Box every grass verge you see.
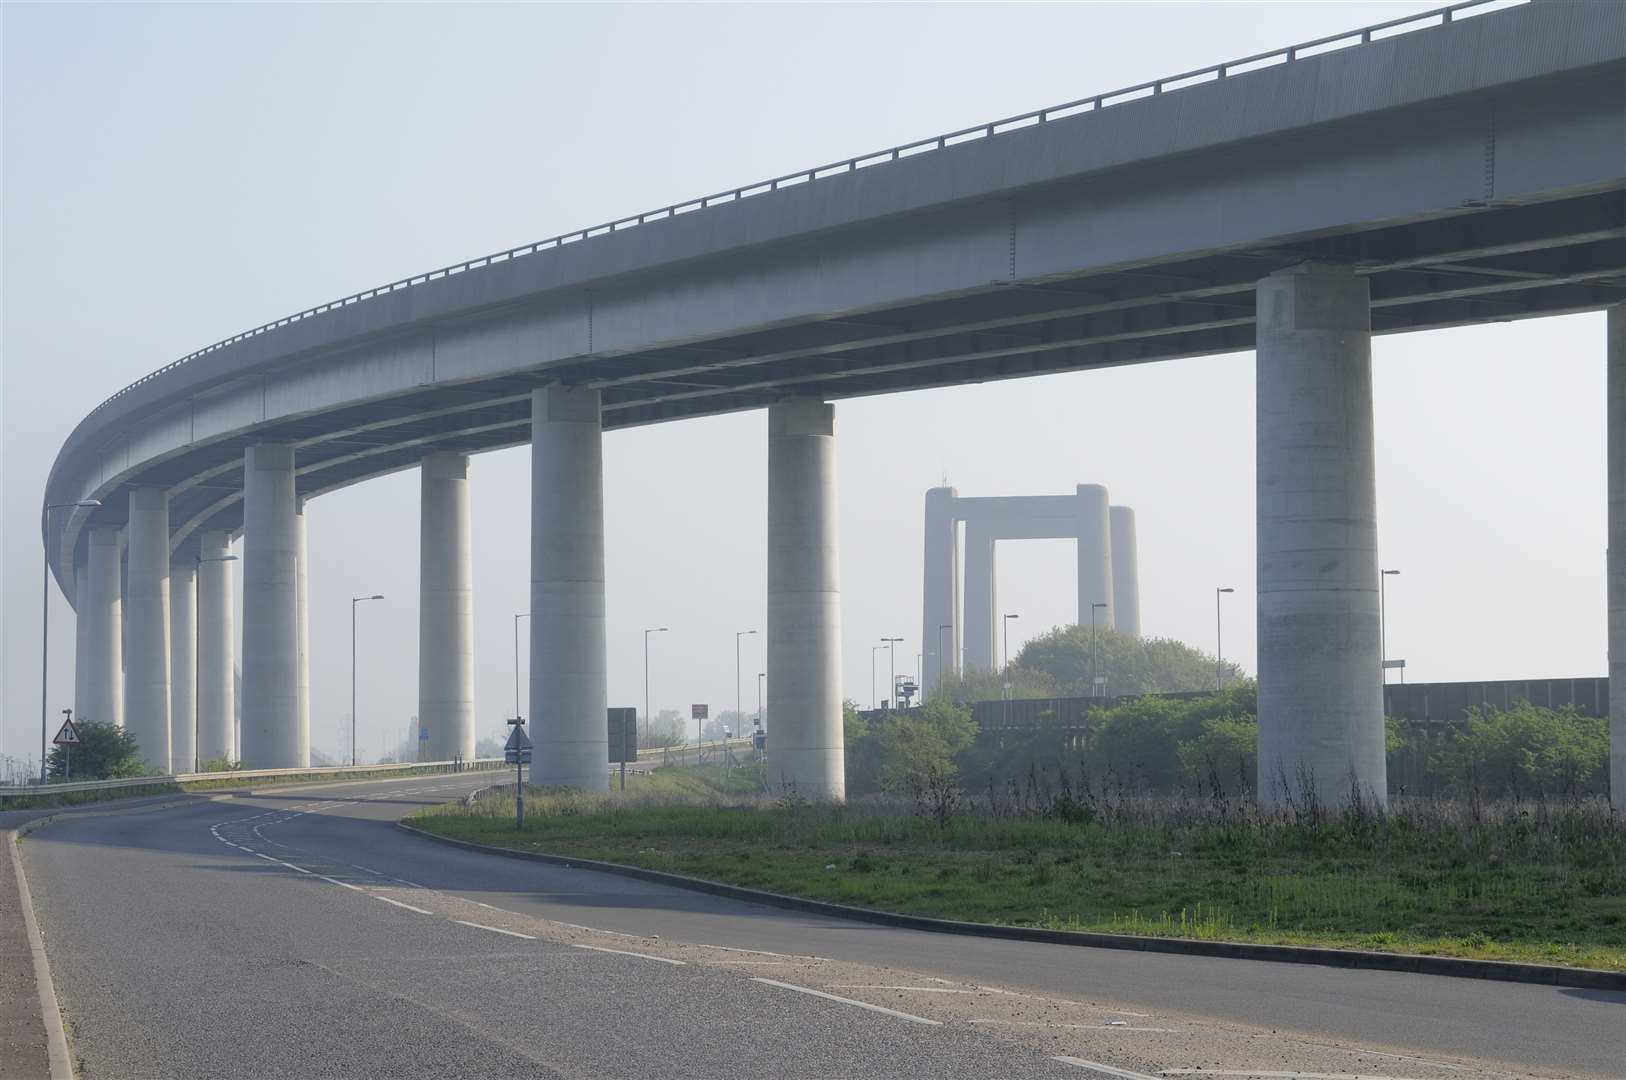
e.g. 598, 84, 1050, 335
411, 765, 1626, 972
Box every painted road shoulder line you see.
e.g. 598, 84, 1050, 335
751, 977, 941, 1025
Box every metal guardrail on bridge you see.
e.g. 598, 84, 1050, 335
0, 758, 504, 801
84, 0, 1527, 420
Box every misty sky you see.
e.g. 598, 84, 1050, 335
1, 1, 1603, 770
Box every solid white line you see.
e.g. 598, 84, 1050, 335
1053, 1058, 1161, 1080
1158, 1073, 1433, 1079
572, 943, 686, 966
751, 977, 941, 1025
970, 1019, 1182, 1033
317, 874, 365, 892
373, 895, 433, 915
828, 984, 980, 994
453, 920, 536, 940
9, 830, 73, 1080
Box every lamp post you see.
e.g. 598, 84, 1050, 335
1001, 614, 1019, 724
351, 594, 385, 766
1215, 587, 1235, 691
881, 637, 903, 710
871, 645, 887, 709
39, 499, 101, 781
513, 612, 531, 722
644, 626, 668, 745
937, 623, 953, 701
736, 629, 757, 752
194, 552, 239, 772
756, 672, 765, 728
1090, 602, 1108, 698
1381, 569, 1400, 683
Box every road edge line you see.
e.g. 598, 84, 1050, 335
394, 821, 1626, 992
9, 820, 74, 1080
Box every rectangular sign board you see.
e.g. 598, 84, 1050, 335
607, 708, 638, 763
691, 704, 708, 720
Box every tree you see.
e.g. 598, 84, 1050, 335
47, 721, 147, 780
871, 699, 977, 793
936, 665, 1059, 704
1016, 625, 1244, 696
1438, 703, 1608, 797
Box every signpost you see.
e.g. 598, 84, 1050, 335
51, 709, 80, 781
504, 717, 531, 829
691, 704, 708, 766
607, 708, 637, 791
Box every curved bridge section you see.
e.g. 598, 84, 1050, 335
41, 1, 1626, 803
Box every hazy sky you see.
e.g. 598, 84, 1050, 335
2, 0, 1603, 770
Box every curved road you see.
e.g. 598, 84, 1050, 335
16, 775, 1625, 1080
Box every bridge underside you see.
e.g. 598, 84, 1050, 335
119, 186, 1623, 551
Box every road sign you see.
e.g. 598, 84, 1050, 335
52, 718, 80, 745
1383, 659, 1407, 669
503, 724, 532, 764
691, 704, 708, 720
607, 708, 637, 764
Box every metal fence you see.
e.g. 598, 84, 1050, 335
84, 0, 1526, 420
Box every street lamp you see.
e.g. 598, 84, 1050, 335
352, 594, 385, 766
871, 644, 887, 709
644, 627, 669, 745
736, 629, 757, 751
513, 613, 531, 722
1381, 569, 1400, 683
194, 552, 239, 772
39, 499, 100, 781
756, 672, 765, 728
1090, 602, 1108, 698
1215, 587, 1236, 690
1001, 614, 1019, 724
881, 637, 903, 710
937, 623, 953, 700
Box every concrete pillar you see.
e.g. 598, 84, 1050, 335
1256, 263, 1385, 807
766, 397, 844, 799
124, 488, 172, 773
1075, 484, 1115, 632
78, 528, 123, 728
170, 555, 196, 774
1109, 505, 1142, 639
1608, 305, 1626, 810
242, 445, 302, 768
196, 530, 236, 764
295, 498, 311, 767
531, 387, 607, 787
920, 486, 960, 696
73, 556, 91, 724
420, 452, 476, 763
963, 521, 996, 671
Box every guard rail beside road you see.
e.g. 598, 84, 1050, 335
0, 759, 504, 803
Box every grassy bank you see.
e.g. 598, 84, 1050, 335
412, 766, 1626, 971
2, 764, 497, 810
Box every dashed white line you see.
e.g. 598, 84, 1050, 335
453, 920, 536, 940
316, 874, 365, 892
572, 943, 685, 966
750, 978, 941, 1025
1052, 1058, 1160, 1080
372, 895, 433, 915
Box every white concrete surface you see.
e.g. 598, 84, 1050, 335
1075, 484, 1115, 634
76, 528, 123, 729
1255, 263, 1385, 807
766, 397, 844, 800
242, 444, 303, 768
1109, 505, 1141, 639
123, 488, 172, 773
419, 452, 476, 763
170, 557, 196, 774
920, 486, 960, 697
295, 499, 311, 767
196, 529, 236, 763
963, 521, 997, 672
1609, 304, 1626, 810
531, 387, 608, 787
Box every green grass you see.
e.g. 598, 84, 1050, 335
0, 782, 185, 810
2, 763, 497, 809
412, 767, 1626, 972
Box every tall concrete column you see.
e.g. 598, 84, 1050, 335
1608, 304, 1626, 810
170, 555, 197, 773
196, 530, 236, 763
420, 452, 476, 763
242, 445, 302, 768
295, 498, 311, 767
963, 522, 996, 671
124, 488, 172, 773
73, 556, 91, 723
531, 387, 607, 787
920, 486, 959, 696
1075, 484, 1115, 632
1256, 263, 1385, 806
766, 397, 844, 799
78, 528, 123, 728
1109, 505, 1141, 638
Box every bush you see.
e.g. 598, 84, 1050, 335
46, 721, 149, 781
1015, 625, 1244, 697
1437, 703, 1608, 798
845, 700, 976, 797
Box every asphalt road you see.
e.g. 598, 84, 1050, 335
17, 773, 1626, 1080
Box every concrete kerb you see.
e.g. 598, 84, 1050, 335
396, 821, 1626, 993
8, 821, 77, 1080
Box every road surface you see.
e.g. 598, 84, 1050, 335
15, 773, 1625, 1079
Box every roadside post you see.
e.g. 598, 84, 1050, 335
607, 708, 637, 791
52, 710, 79, 781
691, 704, 708, 767
504, 716, 531, 829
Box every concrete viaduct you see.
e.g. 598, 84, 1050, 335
39, 0, 1626, 805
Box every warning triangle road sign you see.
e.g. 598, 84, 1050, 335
503, 726, 532, 752
52, 718, 81, 745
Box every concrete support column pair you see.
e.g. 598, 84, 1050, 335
241, 445, 308, 769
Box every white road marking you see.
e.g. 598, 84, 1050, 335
373, 895, 434, 915
970, 1019, 1182, 1033
751, 977, 941, 1025
317, 874, 365, 892
1159, 1073, 1434, 1079
453, 920, 536, 940
711, 960, 795, 965
829, 984, 981, 994
1053, 1058, 1161, 1080
572, 943, 686, 966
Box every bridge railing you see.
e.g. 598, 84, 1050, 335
83, 0, 1526, 421
0, 758, 504, 802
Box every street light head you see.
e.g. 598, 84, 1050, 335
1218, 587, 1235, 594
75, 499, 102, 508
655, 626, 669, 632
1382, 569, 1400, 576
371, 594, 385, 600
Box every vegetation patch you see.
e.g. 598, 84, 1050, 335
412, 763, 1626, 972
